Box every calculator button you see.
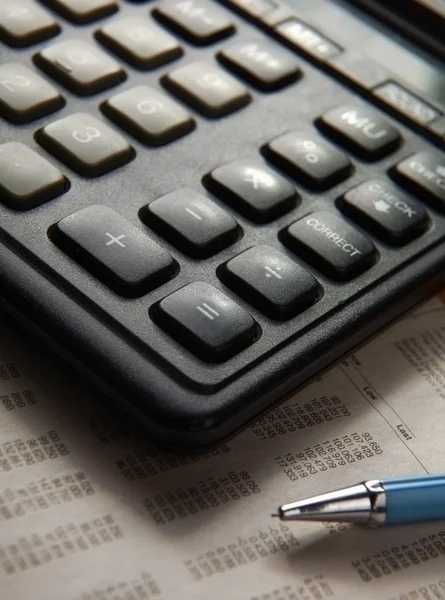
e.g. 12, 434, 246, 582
318, 105, 401, 160
35, 39, 125, 96
275, 19, 343, 61
217, 38, 302, 91
37, 113, 134, 177
162, 61, 251, 118
143, 189, 239, 257
374, 82, 442, 127
95, 17, 182, 69
225, 0, 277, 20
339, 180, 429, 245
392, 152, 445, 211
43, 0, 118, 24
152, 0, 235, 45
0, 142, 66, 210
0, 63, 63, 123
154, 282, 257, 362
52, 205, 175, 296
265, 132, 352, 190
102, 86, 195, 146
207, 159, 297, 222
284, 211, 376, 281
220, 245, 320, 320
0, 1, 60, 47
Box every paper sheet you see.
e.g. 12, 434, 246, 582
2, 296, 445, 600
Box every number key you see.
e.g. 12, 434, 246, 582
102, 85, 195, 145
0, 0, 60, 47
162, 61, 251, 118
95, 17, 182, 70
0, 63, 63, 123
36, 113, 134, 177
34, 39, 125, 96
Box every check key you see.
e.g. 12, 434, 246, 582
340, 180, 429, 245
284, 211, 376, 281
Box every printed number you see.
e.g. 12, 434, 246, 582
67, 51, 94, 66
196, 73, 228, 90
1, 75, 30, 93
128, 26, 153, 41
72, 126, 101, 144
137, 99, 164, 114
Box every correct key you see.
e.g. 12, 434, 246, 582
154, 282, 258, 362
51, 205, 176, 296
284, 211, 376, 280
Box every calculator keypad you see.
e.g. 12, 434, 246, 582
37, 113, 134, 177
1, 0, 444, 378
35, 39, 126, 95
0, 63, 64, 123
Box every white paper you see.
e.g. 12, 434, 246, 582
1, 296, 445, 600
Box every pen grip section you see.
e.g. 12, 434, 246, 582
383, 475, 445, 525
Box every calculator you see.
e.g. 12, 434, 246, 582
2, 0, 445, 448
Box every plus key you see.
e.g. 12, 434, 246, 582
51, 205, 176, 296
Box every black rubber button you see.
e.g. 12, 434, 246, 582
95, 17, 182, 69
0, 63, 63, 123
143, 189, 239, 257
220, 245, 320, 319
392, 152, 445, 212
162, 61, 251, 118
154, 282, 258, 362
0, 142, 67, 210
339, 179, 429, 245
207, 158, 297, 222
0, 1, 60, 47
153, 0, 234, 45
264, 132, 352, 190
35, 39, 125, 95
318, 105, 401, 160
284, 211, 376, 281
37, 112, 134, 177
52, 205, 176, 296
102, 86, 195, 146
218, 38, 301, 90
42, 0, 118, 24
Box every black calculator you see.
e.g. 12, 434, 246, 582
2, 0, 445, 448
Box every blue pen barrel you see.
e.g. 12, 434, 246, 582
383, 475, 445, 525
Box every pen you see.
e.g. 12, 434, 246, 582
273, 474, 445, 527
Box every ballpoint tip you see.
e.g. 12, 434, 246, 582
270, 512, 280, 518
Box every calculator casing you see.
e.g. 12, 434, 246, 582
2, 0, 445, 448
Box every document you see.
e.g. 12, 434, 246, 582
1, 295, 445, 600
